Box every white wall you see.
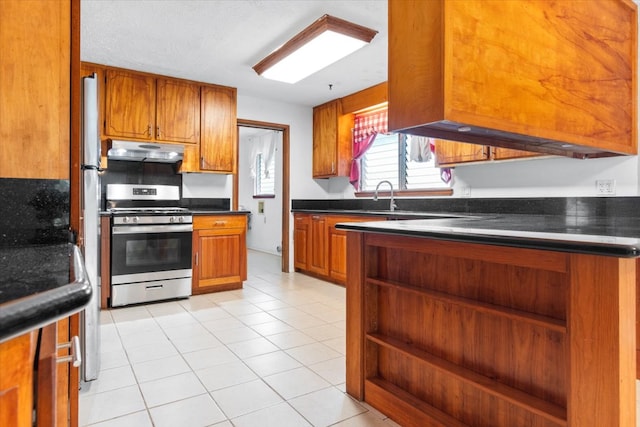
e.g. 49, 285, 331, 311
450, 154, 640, 198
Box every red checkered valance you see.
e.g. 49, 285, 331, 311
352, 108, 388, 145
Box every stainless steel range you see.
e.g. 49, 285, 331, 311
107, 184, 192, 307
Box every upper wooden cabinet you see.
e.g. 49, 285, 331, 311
312, 100, 352, 178
199, 85, 237, 173
104, 69, 200, 143
312, 82, 388, 179
0, 0, 74, 179
435, 140, 541, 166
104, 69, 156, 140
388, 0, 638, 159
156, 78, 200, 143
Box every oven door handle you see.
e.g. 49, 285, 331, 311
112, 224, 193, 234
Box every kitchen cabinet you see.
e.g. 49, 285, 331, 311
0, 318, 79, 427
199, 85, 238, 173
0, 332, 37, 427
293, 214, 310, 270
345, 231, 635, 426
104, 69, 156, 140
294, 213, 384, 285
388, 0, 637, 159
312, 100, 352, 178
435, 140, 541, 166
308, 215, 329, 276
192, 215, 247, 294
104, 69, 200, 143
0, 0, 73, 179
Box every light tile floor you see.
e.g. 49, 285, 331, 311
79, 250, 401, 427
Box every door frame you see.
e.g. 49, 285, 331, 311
235, 119, 290, 273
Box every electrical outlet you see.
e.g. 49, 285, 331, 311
596, 179, 616, 195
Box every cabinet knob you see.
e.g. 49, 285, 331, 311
156, 126, 161, 137
147, 125, 152, 136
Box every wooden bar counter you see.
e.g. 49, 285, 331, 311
341, 219, 638, 427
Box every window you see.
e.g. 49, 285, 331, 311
254, 152, 275, 197
359, 133, 448, 192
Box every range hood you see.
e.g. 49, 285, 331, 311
107, 140, 184, 163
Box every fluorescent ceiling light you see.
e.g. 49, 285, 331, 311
253, 15, 377, 84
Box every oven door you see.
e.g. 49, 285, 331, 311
111, 223, 192, 284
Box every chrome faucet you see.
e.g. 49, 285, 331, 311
373, 180, 397, 212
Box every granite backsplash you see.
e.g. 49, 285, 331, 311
291, 197, 640, 219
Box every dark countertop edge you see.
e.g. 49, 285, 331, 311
100, 210, 250, 216
291, 209, 463, 219
191, 210, 250, 215
0, 280, 92, 344
336, 223, 640, 258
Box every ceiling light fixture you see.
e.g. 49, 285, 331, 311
253, 14, 377, 84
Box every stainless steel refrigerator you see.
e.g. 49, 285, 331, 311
81, 74, 101, 381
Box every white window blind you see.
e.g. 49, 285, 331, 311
360, 133, 448, 191
254, 152, 275, 196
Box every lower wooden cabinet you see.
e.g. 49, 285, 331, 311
0, 316, 79, 427
0, 331, 37, 427
294, 213, 384, 286
192, 215, 247, 294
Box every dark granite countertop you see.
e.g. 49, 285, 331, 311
293, 197, 640, 258
335, 214, 640, 258
0, 244, 92, 343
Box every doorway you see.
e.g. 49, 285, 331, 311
235, 119, 290, 273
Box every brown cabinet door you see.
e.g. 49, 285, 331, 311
0, 332, 37, 427
104, 69, 155, 140
435, 140, 489, 166
0, 0, 71, 179
192, 216, 247, 294
156, 79, 200, 143
328, 228, 348, 284
308, 215, 328, 276
200, 85, 237, 172
293, 215, 310, 270
313, 101, 339, 177
492, 147, 541, 161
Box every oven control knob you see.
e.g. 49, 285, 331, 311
133, 216, 139, 224
170, 216, 175, 223
178, 216, 184, 223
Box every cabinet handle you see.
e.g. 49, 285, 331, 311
214, 221, 227, 226
195, 252, 198, 266
147, 125, 152, 137
331, 162, 335, 173
57, 335, 82, 368
156, 126, 161, 137
312, 215, 321, 220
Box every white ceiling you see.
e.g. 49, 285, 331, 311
81, 0, 388, 107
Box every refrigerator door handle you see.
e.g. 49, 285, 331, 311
70, 244, 91, 289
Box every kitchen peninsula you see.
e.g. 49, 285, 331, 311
336, 208, 639, 427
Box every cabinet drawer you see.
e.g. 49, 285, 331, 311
193, 215, 246, 230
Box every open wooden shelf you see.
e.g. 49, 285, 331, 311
367, 277, 567, 333
367, 333, 567, 426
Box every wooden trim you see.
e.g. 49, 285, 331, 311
345, 231, 365, 399
365, 233, 569, 273
237, 119, 291, 273
341, 82, 388, 114
567, 255, 636, 426
253, 15, 377, 76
